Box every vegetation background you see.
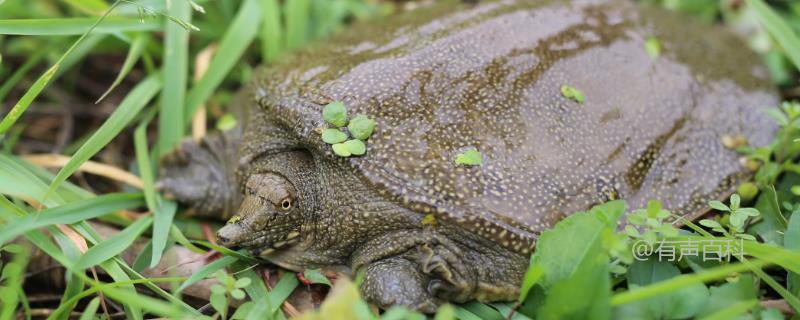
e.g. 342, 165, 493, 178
1, 0, 800, 319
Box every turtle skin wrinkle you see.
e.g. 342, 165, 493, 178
157, 0, 779, 312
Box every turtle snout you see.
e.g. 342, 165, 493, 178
217, 224, 245, 249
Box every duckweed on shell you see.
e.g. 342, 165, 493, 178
322, 128, 348, 144
645, 37, 661, 58
348, 114, 376, 140
344, 139, 366, 156
332, 143, 351, 157
560, 85, 585, 103
227, 215, 241, 224
323, 101, 348, 127
455, 149, 482, 166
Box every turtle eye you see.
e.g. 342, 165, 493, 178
280, 197, 293, 211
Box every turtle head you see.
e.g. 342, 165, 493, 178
216, 151, 317, 259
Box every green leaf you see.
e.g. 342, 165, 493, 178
344, 139, 366, 156
560, 85, 585, 103
0, 193, 144, 245
158, 0, 192, 153
235, 277, 252, 288
617, 258, 709, 319
752, 185, 787, 245
185, 0, 263, 122
519, 263, 544, 302
47, 74, 161, 195
302, 269, 332, 286
729, 212, 748, 229
455, 149, 482, 166
322, 101, 348, 127
0, 17, 161, 35
747, 0, 800, 71
538, 251, 611, 320
730, 194, 741, 210
74, 216, 154, 270
696, 273, 758, 317
699, 219, 722, 229
231, 288, 246, 300
322, 128, 348, 144
785, 212, 800, 297
759, 308, 784, 320
708, 200, 730, 212
347, 114, 375, 140
529, 200, 624, 289
644, 37, 661, 58
332, 143, 351, 157
210, 291, 228, 315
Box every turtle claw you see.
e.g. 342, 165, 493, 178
158, 134, 242, 219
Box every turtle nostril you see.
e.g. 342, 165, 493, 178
217, 234, 230, 245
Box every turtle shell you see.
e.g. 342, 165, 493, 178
250, 0, 779, 254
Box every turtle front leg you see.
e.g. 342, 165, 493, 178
360, 257, 442, 313
157, 130, 242, 219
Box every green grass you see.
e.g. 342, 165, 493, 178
1, 0, 800, 319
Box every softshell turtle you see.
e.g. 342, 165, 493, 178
158, 0, 779, 311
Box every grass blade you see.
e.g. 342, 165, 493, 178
0, 154, 65, 207
284, 0, 310, 49
697, 300, 758, 320
0, 46, 46, 103
611, 259, 767, 306
77, 297, 101, 320
747, 0, 800, 70
63, 0, 109, 15
96, 32, 147, 103
0, 193, 144, 245
0, 245, 28, 320
185, 0, 262, 121
46, 74, 161, 195
175, 254, 237, 293
269, 272, 299, 314
150, 201, 176, 267
260, 0, 283, 62
74, 215, 154, 269
158, 0, 191, 154
133, 112, 178, 267
0, 17, 160, 35
0, 2, 123, 134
